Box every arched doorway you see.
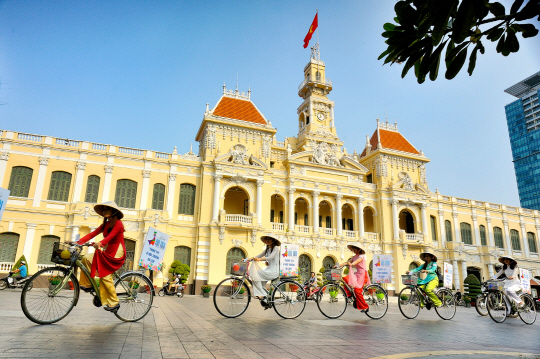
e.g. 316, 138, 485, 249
467, 267, 482, 281
299, 254, 312, 283
408, 262, 419, 271
270, 194, 284, 224
120, 238, 136, 273
342, 204, 354, 231
363, 207, 375, 232
225, 247, 246, 274
295, 197, 309, 227
322, 256, 336, 270
224, 187, 249, 215
399, 210, 415, 233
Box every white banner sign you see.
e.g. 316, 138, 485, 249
139, 227, 170, 272
0, 187, 10, 222
280, 244, 299, 277
520, 268, 531, 294
372, 254, 392, 283
444, 262, 453, 289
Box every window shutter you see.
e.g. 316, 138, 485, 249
480, 225, 487, 245
270, 209, 275, 222
8, 167, 33, 198
115, 180, 137, 208
445, 220, 452, 242
510, 229, 521, 250
37, 236, 59, 264
494, 227, 504, 248
174, 246, 192, 267
84, 175, 100, 203
225, 248, 246, 274
527, 232, 537, 253
178, 184, 196, 215
460, 223, 472, 245
48, 171, 72, 202
430, 216, 437, 241
152, 183, 165, 210
305, 214, 309, 226
0, 233, 20, 263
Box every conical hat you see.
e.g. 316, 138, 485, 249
260, 234, 281, 247
347, 244, 365, 254
94, 201, 124, 219
498, 255, 517, 265
420, 251, 438, 262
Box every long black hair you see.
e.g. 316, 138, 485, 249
503, 262, 517, 270
101, 211, 122, 233
420, 254, 437, 270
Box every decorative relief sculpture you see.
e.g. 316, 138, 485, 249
251, 230, 257, 247
76, 161, 86, 170
290, 164, 306, 175
142, 170, 151, 178
0, 151, 9, 161
104, 165, 114, 174
348, 175, 362, 184
232, 239, 242, 248
39, 157, 50, 166
466, 253, 481, 263
398, 172, 415, 191
219, 226, 225, 244
262, 135, 271, 158
123, 221, 140, 232
419, 164, 426, 184
310, 141, 343, 167
402, 244, 408, 259
375, 156, 388, 178
313, 126, 335, 138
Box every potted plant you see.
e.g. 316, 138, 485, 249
289, 283, 299, 292
201, 284, 212, 298
128, 281, 140, 289
464, 296, 472, 308
49, 276, 62, 289
231, 282, 245, 298
400, 294, 409, 304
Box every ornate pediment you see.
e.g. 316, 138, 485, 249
214, 143, 267, 169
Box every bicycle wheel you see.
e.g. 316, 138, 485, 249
316, 283, 348, 319
363, 285, 388, 320
486, 291, 507, 323
518, 294, 537, 325
213, 278, 251, 318
398, 287, 420, 319
272, 280, 307, 319
475, 295, 488, 316
434, 288, 456, 320
113, 272, 154, 322
20, 266, 79, 325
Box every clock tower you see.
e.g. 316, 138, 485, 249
296, 45, 342, 152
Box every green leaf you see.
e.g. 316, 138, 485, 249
505, 28, 520, 52
428, 49, 442, 81
473, 0, 489, 21
467, 46, 478, 76
416, 1, 439, 39
510, 0, 524, 13
486, 27, 505, 41
394, 17, 401, 23
515, 0, 540, 21
384, 23, 396, 31
486, 2, 506, 17
382, 31, 399, 38
378, 48, 392, 61
496, 33, 505, 53
418, 42, 434, 80
431, 0, 457, 45
477, 40, 485, 54
452, 0, 476, 44
446, 42, 469, 60
401, 50, 425, 78
445, 46, 468, 79
395, 1, 418, 24
516, 23, 539, 38
445, 40, 455, 66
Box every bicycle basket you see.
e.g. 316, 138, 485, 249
486, 280, 505, 291
230, 262, 248, 276
324, 269, 342, 282
50, 242, 82, 265
401, 274, 418, 285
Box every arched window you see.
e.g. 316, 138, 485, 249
408, 262, 419, 271
479, 225, 487, 245
430, 216, 437, 241
174, 246, 191, 268
84, 175, 100, 203
226, 248, 246, 274
322, 256, 335, 269
0, 232, 19, 263
8, 166, 33, 198
494, 227, 504, 248
527, 232, 538, 253
37, 235, 59, 264
151, 183, 166, 210
115, 179, 138, 208
179, 184, 196, 215
299, 254, 312, 283
47, 171, 72, 202
510, 229, 521, 251
445, 220, 453, 242
460, 223, 472, 245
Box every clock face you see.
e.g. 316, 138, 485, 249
317, 112, 325, 121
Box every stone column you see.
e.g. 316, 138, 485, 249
256, 180, 264, 226
452, 212, 461, 242
391, 199, 399, 240
535, 224, 540, 253
502, 217, 512, 255
486, 217, 495, 247
288, 188, 296, 231
22, 223, 37, 268
452, 259, 460, 291
101, 165, 114, 203
72, 161, 87, 202
330, 105, 335, 128
166, 173, 176, 217
520, 221, 530, 257
472, 214, 481, 246
0, 151, 9, 186
487, 263, 494, 278
139, 170, 151, 210
212, 174, 223, 222
312, 191, 320, 233
87, 226, 98, 254
438, 210, 446, 247
336, 194, 343, 236
32, 157, 49, 207
357, 196, 365, 239
461, 260, 468, 287
71, 225, 80, 242
420, 203, 428, 243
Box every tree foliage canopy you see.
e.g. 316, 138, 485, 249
379, 0, 540, 83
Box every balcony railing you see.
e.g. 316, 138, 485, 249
18, 133, 42, 142
319, 227, 334, 236
119, 147, 144, 156
55, 138, 80, 147
343, 230, 356, 238
298, 76, 332, 91
37, 264, 55, 271
365, 232, 378, 241
272, 223, 285, 231
0, 262, 14, 272
295, 225, 311, 233
405, 233, 424, 241
226, 214, 252, 224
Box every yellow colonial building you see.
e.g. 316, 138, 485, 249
1, 53, 539, 295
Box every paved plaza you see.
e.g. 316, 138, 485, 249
0, 290, 538, 359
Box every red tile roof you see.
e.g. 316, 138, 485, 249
213, 97, 267, 125
361, 128, 420, 156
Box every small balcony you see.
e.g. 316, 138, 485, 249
298, 75, 332, 92
343, 230, 356, 239
272, 223, 285, 232
319, 228, 335, 236
0, 262, 14, 272
295, 225, 311, 234
405, 233, 424, 242
365, 232, 379, 241
225, 214, 252, 225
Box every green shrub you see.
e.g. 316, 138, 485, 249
343, 267, 349, 275
169, 260, 190, 283
464, 274, 482, 298
400, 294, 409, 301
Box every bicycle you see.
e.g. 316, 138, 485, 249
213, 259, 307, 319
316, 267, 388, 320
20, 242, 155, 325
485, 279, 536, 325
398, 274, 456, 320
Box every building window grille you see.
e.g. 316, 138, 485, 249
37, 235, 59, 264
527, 232, 538, 253
226, 248, 246, 274
174, 246, 191, 267
8, 166, 33, 198
480, 225, 487, 245
47, 171, 72, 202
84, 175, 100, 203
430, 216, 437, 241
0, 232, 19, 263
494, 227, 504, 248
460, 223, 473, 245
151, 183, 166, 210
322, 256, 335, 269
445, 220, 453, 242
179, 184, 196, 215
510, 229, 521, 251
115, 179, 138, 209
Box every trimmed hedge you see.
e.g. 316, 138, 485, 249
463, 274, 482, 299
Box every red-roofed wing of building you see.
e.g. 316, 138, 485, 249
360, 122, 420, 157
213, 97, 267, 125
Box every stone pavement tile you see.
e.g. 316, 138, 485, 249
257, 353, 299, 359
208, 349, 242, 359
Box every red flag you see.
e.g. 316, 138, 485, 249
303, 13, 318, 48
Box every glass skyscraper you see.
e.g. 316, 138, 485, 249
504, 71, 540, 209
